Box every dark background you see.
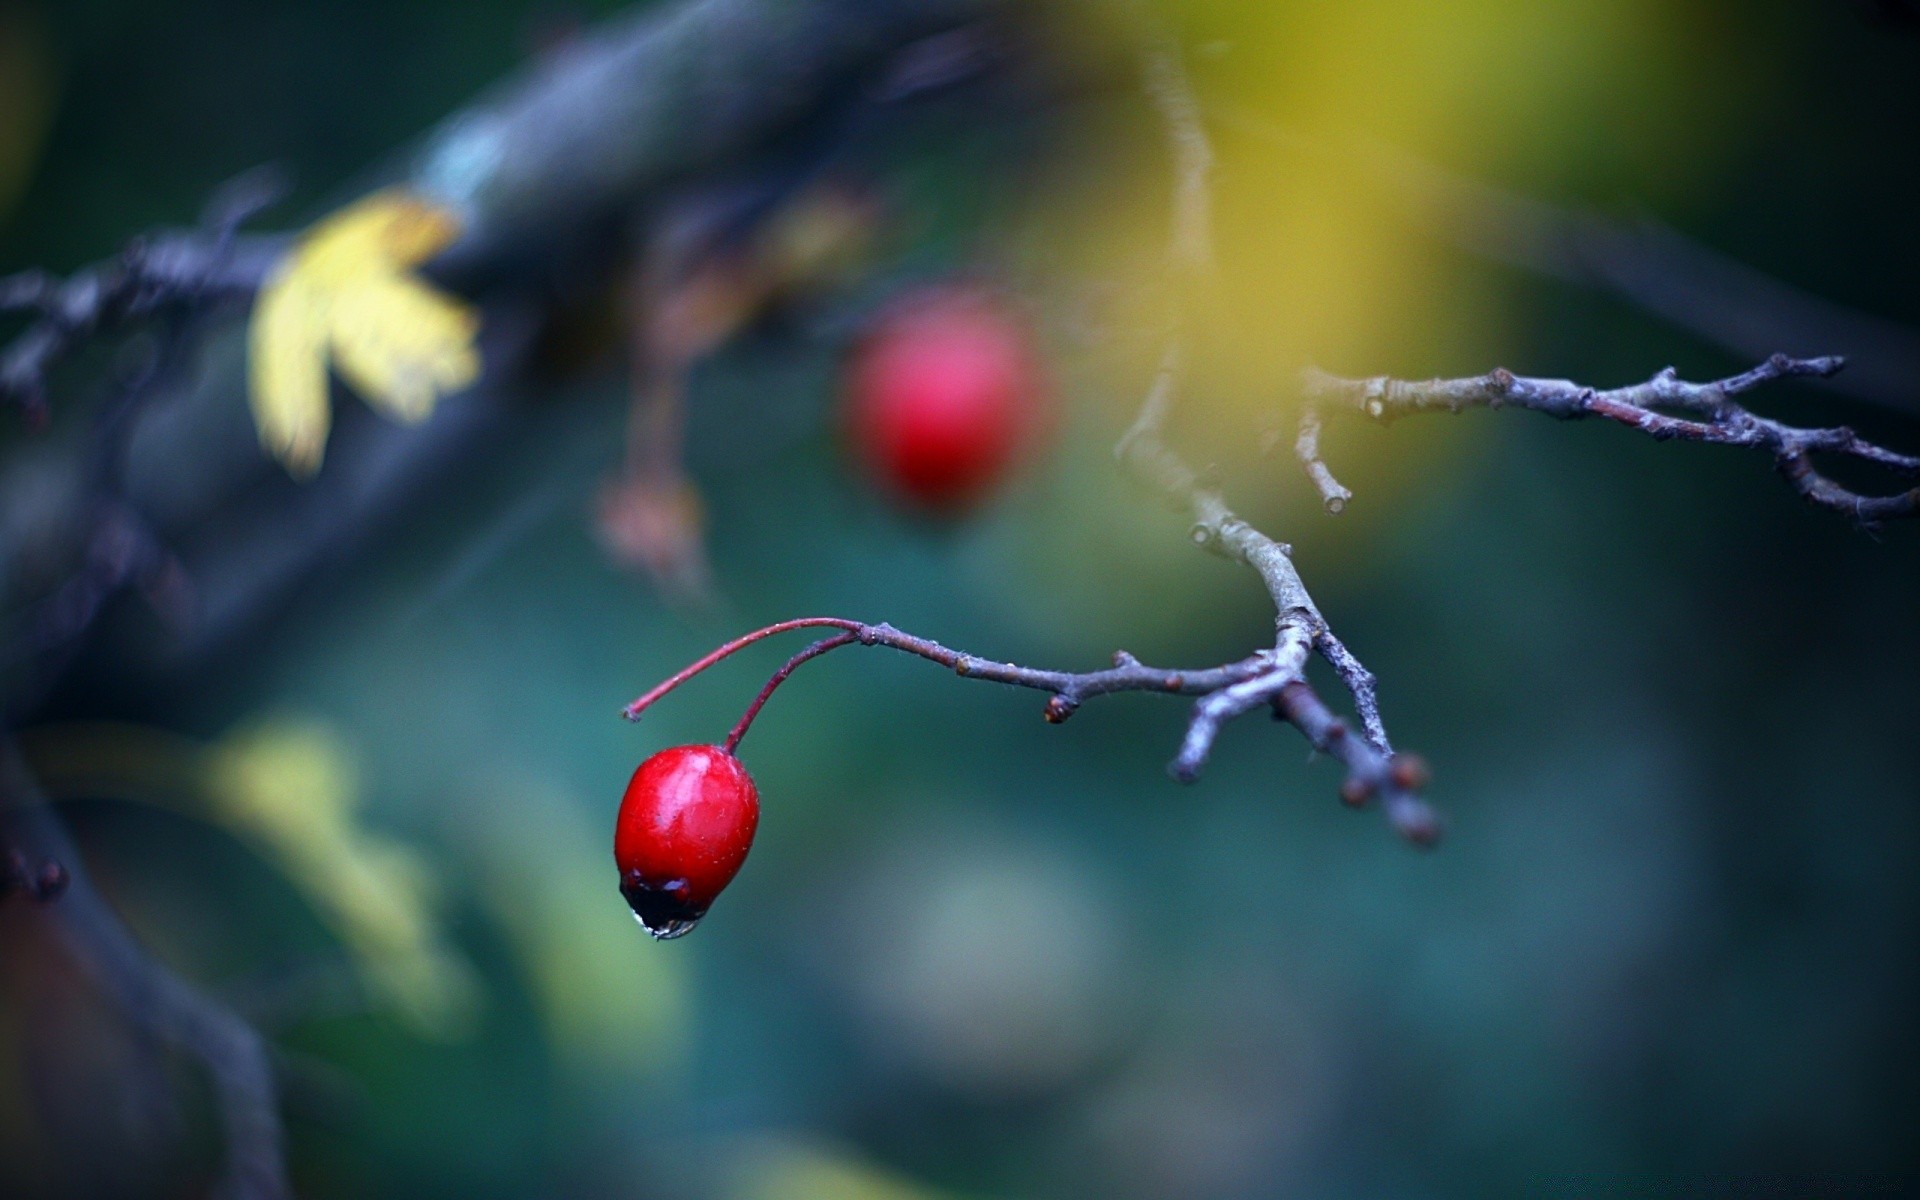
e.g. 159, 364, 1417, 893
3, 1, 1918, 1196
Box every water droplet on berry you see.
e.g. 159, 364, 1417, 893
632, 911, 701, 940
621, 872, 708, 940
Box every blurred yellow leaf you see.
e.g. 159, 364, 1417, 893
21, 718, 482, 1039
203, 717, 481, 1039
730, 1140, 975, 1200
247, 190, 480, 477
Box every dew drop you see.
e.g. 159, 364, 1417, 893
621, 874, 707, 940
633, 911, 701, 940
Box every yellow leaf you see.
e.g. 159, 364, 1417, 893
247, 190, 480, 477
204, 716, 481, 1039
20, 718, 482, 1039
729, 1140, 977, 1200
247, 273, 331, 476
329, 271, 480, 423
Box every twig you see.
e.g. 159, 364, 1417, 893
1213, 106, 1920, 417
1, 745, 289, 1200
1107, 33, 1434, 839
723, 632, 858, 752
0, 175, 286, 422
1297, 354, 1920, 527
625, 617, 1435, 839
1140, 35, 1213, 273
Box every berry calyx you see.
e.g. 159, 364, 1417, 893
844, 286, 1047, 511
614, 744, 759, 939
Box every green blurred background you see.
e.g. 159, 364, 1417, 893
3, 0, 1919, 1196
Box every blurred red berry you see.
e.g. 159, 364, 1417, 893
844, 287, 1047, 511
614, 744, 759, 939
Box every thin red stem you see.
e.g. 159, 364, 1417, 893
722, 632, 859, 753
622, 617, 862, 720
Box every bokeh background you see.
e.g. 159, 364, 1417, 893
3, 1, 1919, 1196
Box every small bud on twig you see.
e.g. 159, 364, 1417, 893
1338, 775, 1374, 808
1388, 753, 1431, 793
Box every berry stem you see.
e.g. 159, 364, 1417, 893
722, 632, 859, 752
622, 617, 863, 720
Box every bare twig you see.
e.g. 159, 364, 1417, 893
1214, 106, 1920, 416
0, 185, 285, 422
723, 631, 859, 752
1115, 411, 1433, 839
1140, 36, 1213, 273
624, 617, 1436, 839
1298, 354, 1920, 527
1293, 404, 1351, 515
1111, 33, 1434, 840
1, 745, 288, 1200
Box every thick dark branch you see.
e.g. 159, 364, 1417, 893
1299, 354, 1920, 527
1, 0, 1006, 712
411, 0, 999, 278
1, 745, 288, 1200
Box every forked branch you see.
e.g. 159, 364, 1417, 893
1298, 354, 1920, 526
1108, 35, 1436, 839
624, 617, 1440, 843
0, 171, 287, 423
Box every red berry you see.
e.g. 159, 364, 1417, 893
844, 287, 1047, 511
614, 744, 759, 939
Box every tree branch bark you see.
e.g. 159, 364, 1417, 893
0, 0, 1004, 701
1, 745, 288, 1200
1298, 355, 1920, 527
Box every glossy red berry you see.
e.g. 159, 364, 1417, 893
614, 744, 759, 939
844, 287, 1047, 511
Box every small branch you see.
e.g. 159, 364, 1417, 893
622, 616, 865, 719
1311, 628, 1389, 752
629, 25, 1428, 833
1294, 405, 1352, 515
1215, 106, 1920, 417
1117, 31, 1436, 838
628, 617, 1432, 835
1298, 354, 1920, 527
1, 173, 286, 422
1274, 682, 1435, 844
1140, 33, 1214, 273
